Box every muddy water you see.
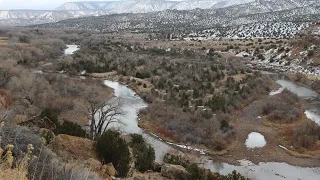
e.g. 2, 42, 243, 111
103, 79, 320, 179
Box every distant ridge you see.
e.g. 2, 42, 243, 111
0, 0, 319, 26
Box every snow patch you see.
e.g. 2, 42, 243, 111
245, 132, 266, 149
64, 45, 80, 55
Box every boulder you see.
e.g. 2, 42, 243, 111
52, 134, 98, 161
102, 163, 117, 177
83, 158, 102, 172
161, 164, 190, 180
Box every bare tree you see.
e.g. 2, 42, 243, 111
85, 86, 123, 140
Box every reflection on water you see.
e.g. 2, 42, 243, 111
305, 110, 320, 125
273, 79, 320, 125
204, 160, 320, 180
103, 80, 172, 161
103, 79, 320, 178
275, 79, 319, 100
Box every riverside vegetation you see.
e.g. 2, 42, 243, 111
0, 28, 251, 179
0, 27, 319, 179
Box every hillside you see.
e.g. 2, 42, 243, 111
55, 1, 119, 11
1, 0, 319, 26
33, 2, 320, 39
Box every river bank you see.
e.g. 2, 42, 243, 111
101, 78, 320, 180
60, 45, 320, 178
86, 69, 320, 167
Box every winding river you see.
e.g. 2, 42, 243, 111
266, 73, 320, 125
103, 79, 320, 180
63, 46, 320, 179
103, 81, 173, 161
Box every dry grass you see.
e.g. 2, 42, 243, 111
267, 118, 320, 158
104, 32, 288, 53
139, 119, 231, 156
88, 71, 118, 78
0, 37, 8, 46
306, 74, 320, 81
0, 165, 27, 180
0, 41, 7, 46
285, 149, 316, 158
0, 122, 28, 180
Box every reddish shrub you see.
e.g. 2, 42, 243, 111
156, 126, 173, 139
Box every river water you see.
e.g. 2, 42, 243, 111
266, 73, 320, 125
103, 80, 173, 161
62, 45, 320, 179
103, 79, 320, 180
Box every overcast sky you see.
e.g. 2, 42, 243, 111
0, 0, 114, 10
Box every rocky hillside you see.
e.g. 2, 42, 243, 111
33, 2, 320, 39
253, 26, 320, 75
1, 0, 319, 26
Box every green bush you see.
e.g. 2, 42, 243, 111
163, 153, 189, 168
222, 170, 248, 180
207, 95, 226, 112
130, 134, 155, 172
307, 50, 314, 57
136, 71, 151, 79
54, 120, 86, 138
220, 120, 230, 133
96, 130, 130, 177
40, 108, 59, 125
163, 154, 248, 180
187, 163, 205, 180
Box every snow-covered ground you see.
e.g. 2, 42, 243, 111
250, 59, 320, 76
185, 22, 311, 40
269, 87, 285, 96
64, 45, 80, 55
245, 132, 267, 149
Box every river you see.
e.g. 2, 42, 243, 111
266, 73, 320, 125
63, 45, 320, 179
103, 80, 173, 161
103, 79, 320, 180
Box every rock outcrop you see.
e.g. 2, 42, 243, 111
102, 163, 117, 177
83, 158, 102, 172
52, 134, 119, 179
161, 164, 190, 180
52, 134, 98, 161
